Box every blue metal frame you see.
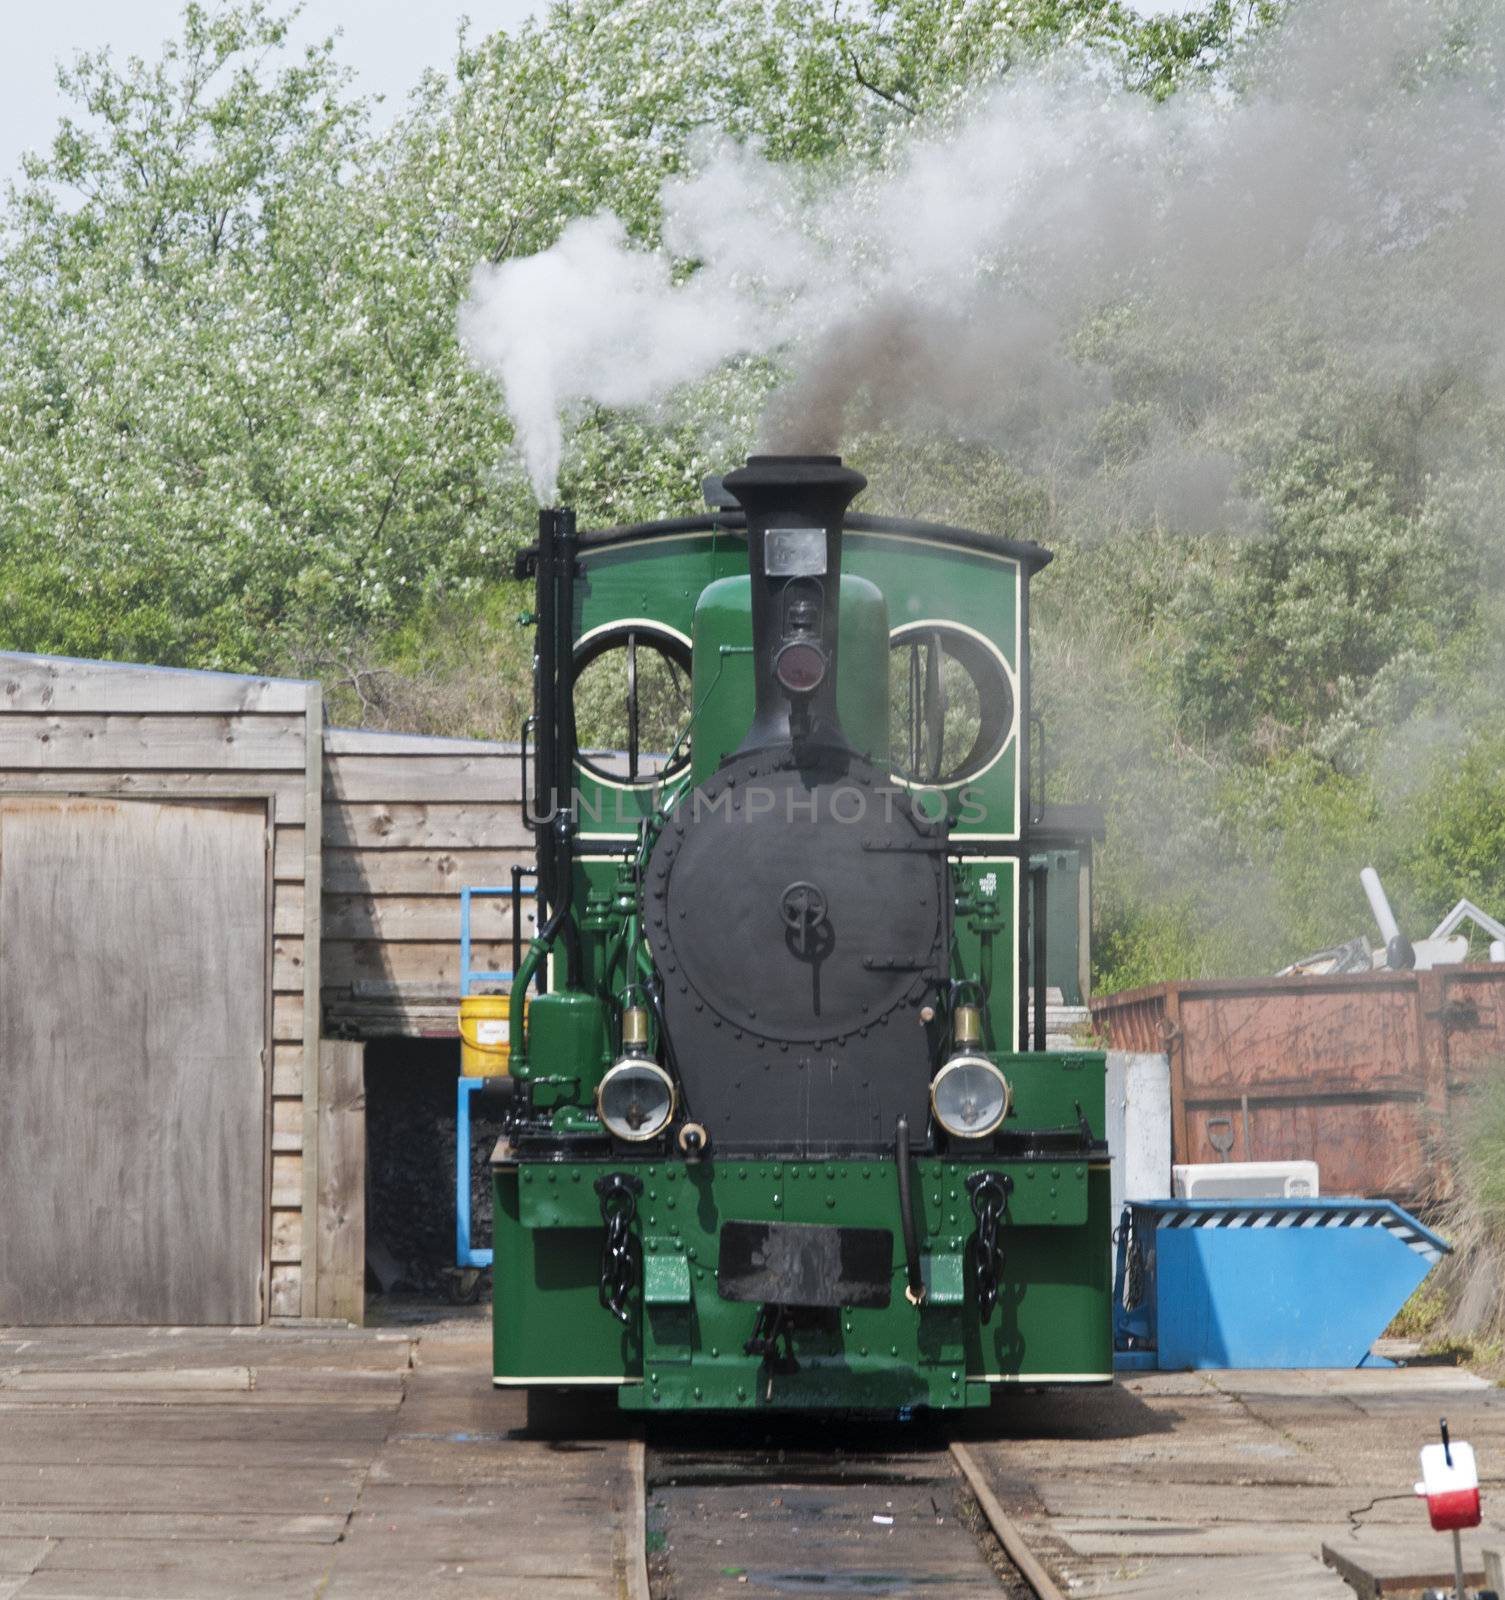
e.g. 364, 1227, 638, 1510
460, 884, 529, 998
456, 1077, 492, 1268
456, 881, 535, 1271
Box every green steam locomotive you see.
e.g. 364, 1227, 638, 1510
486, 454, 1111, 1414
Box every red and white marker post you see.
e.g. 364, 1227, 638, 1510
1416, 1418, 1482, 1600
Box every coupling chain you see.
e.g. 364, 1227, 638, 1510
965, 1171, 1012, 1325
1118, 1210, 1146, 1313
594, 1172, 643, 1324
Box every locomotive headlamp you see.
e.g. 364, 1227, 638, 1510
596, 1058, 676, 1142
775, 638, 828, 694
930, 1054, 1011, 1138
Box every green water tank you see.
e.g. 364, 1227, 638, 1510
517, 989, 609, 1106
689, 574, 891, 783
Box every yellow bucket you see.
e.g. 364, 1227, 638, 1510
459, 993, 517, 1076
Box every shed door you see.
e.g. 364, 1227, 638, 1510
0, 798, 268, 1324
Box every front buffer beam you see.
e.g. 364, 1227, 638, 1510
492, 1155, 1112, 1410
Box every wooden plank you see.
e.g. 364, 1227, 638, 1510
316, 1041, 365, 1325
0, 1509, 346, 1543
324, 802, 531, 851
0, 655, 310, 714
273, 883, 305, 936
0, 798, 266, 1325
0, 1536, 50, 1576
323, 728, 520, 757
319, 998, 465, 1039
271, 1098, 303, 1154
273, 936, 305, 992
321, 940, 512, 991
0, 1462, 358, 1513
301, 683, 324, 1321
272, 1044, 303, 1096
273, 827, 305, 881
323, 753, 522, 804
273, 994, 303, 1042
0, 771, 306, 822
0, 714, 307, 771
1090, 1553, 1347, 1600
322, 895, 526, 942
270, 1208, 303, 1264
1321, 1539, 1483, 1597
0, 1336, 400, 1372
271, 1154, 303, 1208
19, 1543, 341, 1595
269, 1265, 302, 1318
323, 848, 531, 896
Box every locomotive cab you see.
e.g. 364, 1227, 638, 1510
489, 453, 1112, 1412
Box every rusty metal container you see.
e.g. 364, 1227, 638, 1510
1090, 967, 1505, 1201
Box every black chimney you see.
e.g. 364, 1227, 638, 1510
720, 453, 867, 756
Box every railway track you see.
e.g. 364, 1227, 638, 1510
625, 1425, 1067, 1600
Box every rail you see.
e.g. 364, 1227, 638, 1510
950, 1440, 1069, 1600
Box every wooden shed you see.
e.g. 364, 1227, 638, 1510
0, 652, 529, 1328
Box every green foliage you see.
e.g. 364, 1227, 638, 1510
301, 582, 534, 738
4, 0, 1503, 991
0, 2, 515, 668
1176, 443, 1475, 751
0, 0, 1248, 673
1408, 733, 1505, 921
1385, 1278, 1447, 1341
1094, 889, 1212, 994
1120, 0, 1286, 99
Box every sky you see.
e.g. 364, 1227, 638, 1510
0, 0, 539, 184
3, 0, 1190, 187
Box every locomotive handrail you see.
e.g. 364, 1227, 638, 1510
895, 1116, 927, 1307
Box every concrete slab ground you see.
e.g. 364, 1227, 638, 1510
0, 1316, 633, 1599
967, 1365, 1505, 1599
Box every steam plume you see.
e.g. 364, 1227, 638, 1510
461, 0, 1505, 512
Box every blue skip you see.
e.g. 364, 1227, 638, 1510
1113, 1197, 1449, 1371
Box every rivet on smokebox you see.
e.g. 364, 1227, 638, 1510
919, 1005, 936, 1025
